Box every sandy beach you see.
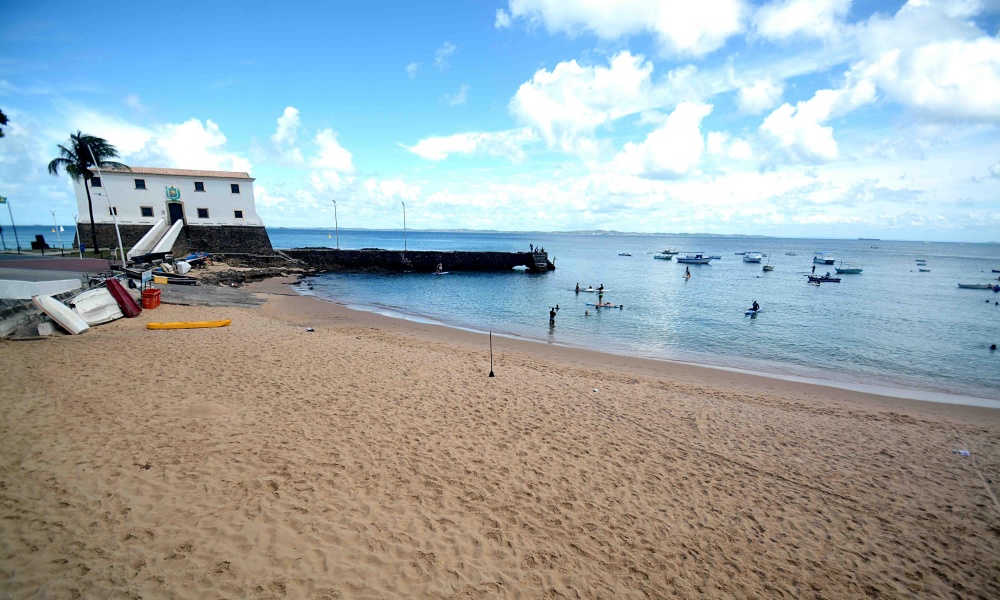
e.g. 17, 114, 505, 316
1, 276, 998, 598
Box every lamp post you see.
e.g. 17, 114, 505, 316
86, 144, 126, 266
332, 199, 339, 249
401, 201, 407, 251
50, 210, 64, 250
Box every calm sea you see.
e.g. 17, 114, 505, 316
267, 228, 1000, 404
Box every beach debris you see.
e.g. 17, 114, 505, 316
305, 327, 314, 332
952, 449, 971, 457
593, 388, 599, 392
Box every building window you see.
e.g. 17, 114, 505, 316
197, 208, 209, 219
134, 179, 146, 190
108, 206, 118, 216
234, 210, 244, 219
91, 176, 102, 187
194, 181, 205, 192
140, 206, 154, 217
230, 183, 240, 194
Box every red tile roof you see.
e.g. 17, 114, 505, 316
102, 166, 253, 180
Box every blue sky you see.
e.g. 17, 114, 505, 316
1, 0, 999, 241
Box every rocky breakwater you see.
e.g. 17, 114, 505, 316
282, 248, 555, 273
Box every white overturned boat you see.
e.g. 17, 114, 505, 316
32, 295, 89, 335
70, 286, 125, 325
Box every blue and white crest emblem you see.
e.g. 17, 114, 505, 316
165, 186, 181, 201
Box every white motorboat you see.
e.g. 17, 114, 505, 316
814, 252, 836, 264
742, 251, 763, 263
676, 253, 713, 264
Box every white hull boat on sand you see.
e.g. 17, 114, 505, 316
70, 286, 125, 325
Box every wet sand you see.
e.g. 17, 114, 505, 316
1, 277, 998, 598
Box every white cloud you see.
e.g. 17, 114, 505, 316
272, 106, 300, 145
753, 0, 850, 41
403, 128, 538, 161
435, 42, 456, 69
134, 118, 253, 173
311, 129, 354, 172
707, 131, 753, 160
495, 8, 512, 28
737, 78, 784, 114
504, 0, 748, 56
445, 84, 470, 106
406, 62, 420, 78
124, 94, 146, 113
610, 102, 713, 177
990, 162, 1000, 178
760, 76, 877, 163
510, 51, 660, 155
848, 0, 1000, 122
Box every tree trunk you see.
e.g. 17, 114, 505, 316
84, 177, 98, 254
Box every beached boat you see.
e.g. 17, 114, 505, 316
147, 319, 231, 330
70, 286, 124, 325
676, 253, 713, 264
742, 251, 763, 263
813, 252, 835, 264
105, 278, 142, 318
32, 294, 89, 335
957, 283, 994, 290
834, 262, 863, 274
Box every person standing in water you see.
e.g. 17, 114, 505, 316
549, 307, 556, 325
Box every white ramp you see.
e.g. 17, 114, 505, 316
127, 218, 167, 259
152, 219, 185, 254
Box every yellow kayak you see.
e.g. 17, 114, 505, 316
147, 319, 231, 330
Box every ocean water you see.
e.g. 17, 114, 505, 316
290, 229, 1000, 401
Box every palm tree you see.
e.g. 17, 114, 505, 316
48, 132, 129, 254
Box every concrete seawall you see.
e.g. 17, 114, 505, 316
283, 248, 555, 273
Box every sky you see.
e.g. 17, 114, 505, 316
1, 0, 999, 242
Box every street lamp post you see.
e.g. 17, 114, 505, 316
401, 201, 407, 251
332, 199, 339, 249
86, 144, 126, 266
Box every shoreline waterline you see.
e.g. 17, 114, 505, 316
292, 281, 1000, 411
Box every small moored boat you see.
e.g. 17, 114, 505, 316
813, 252, 836, 265
742, 251, 763, 263
676, 253, 713, 264
834, 262, 863, 274
957, 283, 994, 290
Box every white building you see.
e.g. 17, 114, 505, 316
72, 166, 272, 256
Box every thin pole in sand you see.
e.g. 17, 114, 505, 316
489, 331, 495, 377
332, 199, 339, 249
